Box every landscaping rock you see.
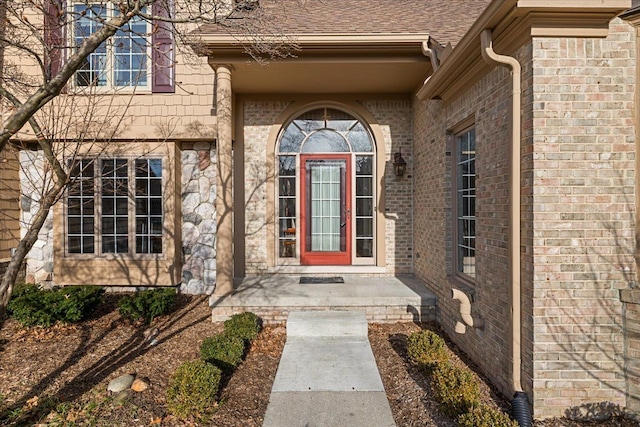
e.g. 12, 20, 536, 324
131, 377, 150, 392
107, 374, 135, 393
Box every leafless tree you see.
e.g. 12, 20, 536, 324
0, 0, 298, 324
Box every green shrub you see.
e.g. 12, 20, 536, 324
431, 361, 481, 418
199, 333, 246, 373
8, 285, 104, 327
117, 288, 176, 323
224, 312, 262, 342
407, 329, 448, 372
166, 360, 222, 420
458, 404, 519, 427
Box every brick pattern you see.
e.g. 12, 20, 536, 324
526, 19, 635, 417
362, 100, 414, 274
211, 304, 436, 324
413, 61, 516, 396
242, 99, 413, 275
622, 291, 640, 420
414, 18, 636, 419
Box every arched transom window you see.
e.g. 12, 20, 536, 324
276, 108, 375, 265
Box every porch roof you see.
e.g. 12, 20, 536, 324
190, 0, 491, 95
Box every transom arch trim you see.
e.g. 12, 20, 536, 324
265, 100, 387, 268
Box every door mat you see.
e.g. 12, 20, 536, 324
299, 276, 345, 284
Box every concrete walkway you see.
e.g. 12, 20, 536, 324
262, 311, 396, 427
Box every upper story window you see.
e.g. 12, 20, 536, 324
454, 127, 476, 279
73, 3, 151, 89
44, 1, 175, 93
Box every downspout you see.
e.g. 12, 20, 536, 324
480, 29, 532, 427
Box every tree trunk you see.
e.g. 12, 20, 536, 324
0, 183, 63, 327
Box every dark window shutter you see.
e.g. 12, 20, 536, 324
152, 0, 175, 93
44, 0, 66, 82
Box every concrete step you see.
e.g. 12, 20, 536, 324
286, 311, 368, 338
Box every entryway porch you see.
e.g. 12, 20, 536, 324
209, 275, 437, 324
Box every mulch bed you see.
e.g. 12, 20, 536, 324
0, 294, 637, 426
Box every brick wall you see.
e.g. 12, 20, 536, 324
413, 59, 516, 397
413, 18, 636, 419
527, 19, 635, 417
242, 99, 413, 275
621, 289, 640, 421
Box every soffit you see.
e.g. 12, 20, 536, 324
192, 0, 491, 94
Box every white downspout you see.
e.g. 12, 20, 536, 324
480, 29, 523, 395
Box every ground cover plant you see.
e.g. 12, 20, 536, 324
0, 295, 637, 426
7, 284, 104, 327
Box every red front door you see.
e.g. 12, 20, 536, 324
300, 154, 351, 265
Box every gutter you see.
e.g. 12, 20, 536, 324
481, 28, 532, 427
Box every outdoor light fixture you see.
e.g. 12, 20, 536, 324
393, 149, 407, 177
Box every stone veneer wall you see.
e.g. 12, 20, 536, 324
19, 150, 54, 283
180, 142, 217, 294
526, 19, 635, 418
242, 99, 413, 275
413, 18, 636, 419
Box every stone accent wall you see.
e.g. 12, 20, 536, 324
19, 151, 54, 284
242, 99, 413, 275
527, 19, 635, 418
180, 142, 217, 294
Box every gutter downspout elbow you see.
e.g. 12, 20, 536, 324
480, 29, 523, 396
451, 288, 485, 330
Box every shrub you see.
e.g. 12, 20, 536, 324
224, 312, 262, 342
8, 285, 104, 327
166, 360, 222, 420
407, 329, 448, 372
199, 333, 246, 373
431, 361, 481, 418
458, 404, 519, 427
117, 288, 176, 324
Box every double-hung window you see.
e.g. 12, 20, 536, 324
73, 3, 151, 90
454, 127, 476, 279
67, 158, 164, 256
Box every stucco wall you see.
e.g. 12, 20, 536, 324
413, 18, 636, 419
241, 98, 413, 275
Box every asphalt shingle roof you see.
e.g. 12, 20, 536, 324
197, 0, 491, 47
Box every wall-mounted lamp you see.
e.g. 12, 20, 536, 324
393, 149, 407, 177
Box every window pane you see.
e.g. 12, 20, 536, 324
348, 122, 373, 152
301, 129, 349, 153
135, 159, 163, 254
456, 128, 476, 279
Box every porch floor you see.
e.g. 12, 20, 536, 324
209, 274, 437, 324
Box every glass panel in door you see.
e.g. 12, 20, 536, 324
301, 155, 351, 265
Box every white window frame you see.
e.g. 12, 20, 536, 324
453, 126, 476, 281
70, 2, 152, 92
